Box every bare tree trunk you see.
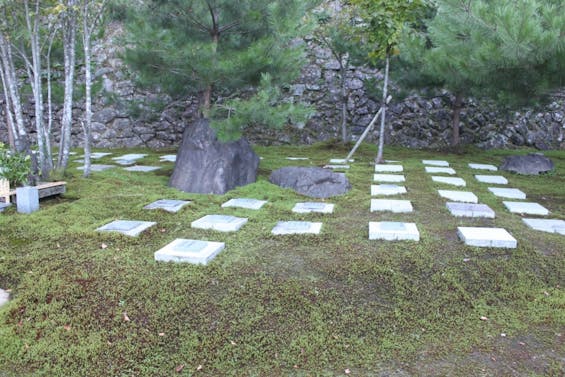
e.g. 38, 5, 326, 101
45, 27, 58, 167
339, 58, 349, 144
451, 93, 463, 147
82, 0, 93, 177
0, 59, 16, 149
375, 53, 390, 164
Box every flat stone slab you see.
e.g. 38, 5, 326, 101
112, 153, 147, 161
369, 221, 420, 241
286, 157, 309, 160
0, 288, 9, 307
154, 238, 225, 265
469, 163, 498, 171
160, 154, 177, 162
87, 152, 112, 159
123, 165, 161, 172
271, 221, 322, 235
503, 201, 549, 216
522, 218, 565, 235
0, 203, 11, 212
446, 202, 495, 218
488, 187, 526, 199
323, 164, 350, 170
292, 202, 334, 214
425, 167, 456, 175
432, 176, 466, 187
221, 198, 267, 210
475, 175, 508, 185
329, 158, 354, 164
191, 215, 248, 232
97, 220, 156, 237
373, 174, 405, 183
77, 164, 115, 172
438, 190, 478, 203
375, 164, 403, 173
371, 184, 407, 196
457, 227, 517, 248
144, 199, 191, 213
370, 199, 413, 213
422, 160, 449, 167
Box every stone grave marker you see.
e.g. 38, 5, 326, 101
469, 163, 498, 171
422, 160, 449, 167
375, 164, 403, 173
475, 175, 508, 184
437, 190, 478, 203
503, 201, 549, 216
271, 221, 322, 235
488, 187, 526, 199
292, 202, 335, 214
144, 199, 191, 213
123, 166, 161, 172
371, 184, 407, 196
77, 164, 115, 172
154, 238, 225, 265
221, 198, 267, 210
191, 215, 248, 232
369, 221, 420, 241
160, 155, 177, 162
522, 218, 565, 235
432, 176, 466, 187
96, 220, 156, 237
446, 202, 495, 218
370, 199, 413, 213
425, 167, 456, 175
373, 174, 405, 183
457, 227, 517, 248
0, 288, 9, 307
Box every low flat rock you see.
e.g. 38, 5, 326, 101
191, 215, 248, 232
425, 167, 456, 175
500, 154, 554, 175
488, 187, 526, 199
432, 176, 466, 187
422, 160, 449, 167
271, 221, 322, 235
323, 164, 350, 170
370, 199, 413, 213
292, 202, 334, 214
77, 164, 115, 172
0, 203, 11, 212
475, 175, 508, 185
144, 199, 191, 213
375, 164, 403, 173
160, 154, 177, 162
222, 198, 267, 210
0, 289, 9, 307
522, 218, 565, 235
503, 201, 549, 216
286, 157, 309, 160
329, 158, 354, 164
154, 239, 225, 265
371, 184, 407, 196
369, 221, 420, 241
97, 220, 156, 237
374, 174, 405, 183
469, 163, 498, 171
437, 190, 478, 203
86, 152, 112, 159
457, 227, 517, 248
123, 165, 161, 172
446, 202, 495, 218
269, 167, 351, 198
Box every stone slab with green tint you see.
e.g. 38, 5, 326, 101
437, 190, 478, 203
373, 174, 405, 183
159, 154, 176, 162
77, 164, 115, 172
123, 165, 161, 172
503, 201, 549, 216
87, 152, 112, 159
446, 202, 495, 218
329, 158, 354, 164
371, 184, 407, 196
488, 187, 526, 199
96, 220, 156, 237
425, 167, 456, 175
144, 199, 191, 213
154, 238, 225, 265
370, 199, 413, 213
0, 202, 11, 212
271, 221, 322, 235
457, 227, 517, 248
292, 202, 334, 214
432, 176, 466, 187
191, 215, 248, 232
469, 163, 498, 171
475, 175, 508, 185
369, 221, 419, 241
422, 160, 449, 167
221, 198, 267, 210
522, 218, 565, 235
374, 164, 403, 173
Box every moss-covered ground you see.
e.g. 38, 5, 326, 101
0, 143, 563, 376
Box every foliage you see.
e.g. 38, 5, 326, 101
0, 142, 31, 186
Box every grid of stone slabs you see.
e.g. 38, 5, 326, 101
374, 174, 405, 183
488, 187, 526, 199
469, 163, 498, 171
371, 184, 407, 196
221, 198, 267, 210
438, 190, 478, 203
191, 215, 248, 232
446, 202, 495, 218
154, 238, 225, 265
432, 176, 466, 187
144, 199, 191, 213
503, 201, 550, 216
457, 227, 517, 248
371, 199, 413, 213
123, 165, 161, 172
0, 288, 9, 307
522, 218, 565, 235
425, 167, 456, 175
422, 160, 449, 167
475, 175, 508, 185
97, 220, 156, 237
271, 221, 322, 235
292, 202, 334, 214
375, 164, 403, 173
369, 222, 420, 241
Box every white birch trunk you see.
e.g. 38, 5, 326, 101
82, 0, 93, 177
0, 59, 17, 149
375, 53, 390, 164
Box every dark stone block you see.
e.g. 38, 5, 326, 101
269, 166, 351, 198
500, 154, 554, 175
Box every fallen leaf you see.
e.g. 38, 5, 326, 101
230, 340, 237, 345
101, 243, 108, 249
63, 324, 71, 331
160, 228, 166, 233
463, 258, 471, 262
196, 365, 203, 371
56, 243, 61, 248
122, 312, 130, 322
480, 316, 489, 321
543, 291, 550, 296
175, 364, 184, 373
345, 368, 351, 374
519, 341, 526, 346
500, 333, 506, 337
158, 332, 165, 337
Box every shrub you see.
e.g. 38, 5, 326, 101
0, 143, 31, 187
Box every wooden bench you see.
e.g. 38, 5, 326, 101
1, 181, 66, 203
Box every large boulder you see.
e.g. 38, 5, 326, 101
500, 153, 554, 175
269, 167, 351, 198
169, 119, 259, 194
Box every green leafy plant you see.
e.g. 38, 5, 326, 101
0, 143, 31, 187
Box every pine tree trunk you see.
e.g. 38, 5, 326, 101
451, 93, 463, 147
340, 60, 348, 144
376, 53, 390, 164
